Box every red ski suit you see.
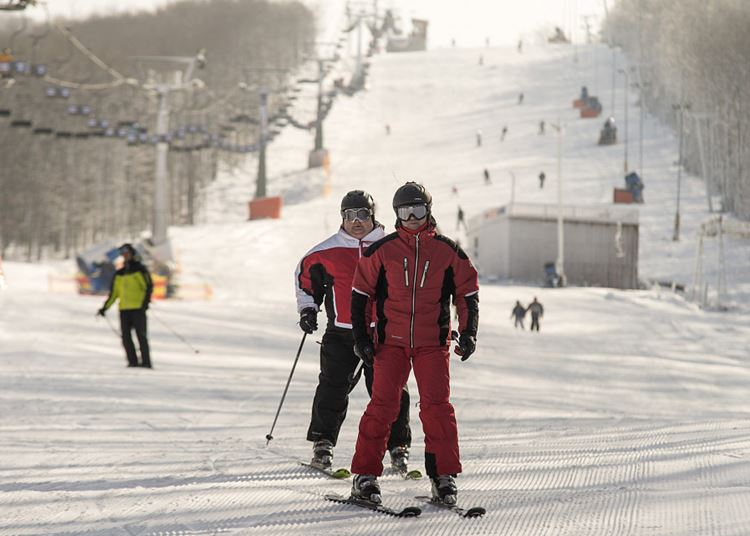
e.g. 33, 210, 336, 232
350, 220, 479, 477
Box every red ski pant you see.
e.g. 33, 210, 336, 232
351, 344, 462, 476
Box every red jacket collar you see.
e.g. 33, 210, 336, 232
396, 220, 436, 243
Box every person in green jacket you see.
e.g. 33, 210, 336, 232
98, 243, 153, 368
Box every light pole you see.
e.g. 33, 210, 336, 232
672, 97, 690, 241
637, 66, 645, 181
638, 0, 644, 181
618, 67, 629, 173
551, 119, 566, 286
610, 46, 617, 115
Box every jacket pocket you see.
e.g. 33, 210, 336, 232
419, 260, 430, 288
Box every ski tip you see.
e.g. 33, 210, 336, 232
404, 469, 423, 480
465, 506, 487, 517
330, 467, 352, 479
401, 506, 422, 517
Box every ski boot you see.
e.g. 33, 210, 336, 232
389, 445, 409, 473
311, 439, 334, 468
431, 474, 457, 506
351, 474, 382, 504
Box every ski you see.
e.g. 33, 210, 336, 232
415, 496, 486, 518
391, 467, 423, 480
325, 493, 421, 517
300, 461, 351, 479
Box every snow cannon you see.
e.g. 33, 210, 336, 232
580, 96, 602, 118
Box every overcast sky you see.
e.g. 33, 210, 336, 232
26, 0, 606, 47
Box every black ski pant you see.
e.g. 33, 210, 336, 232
530, 313, 540, 331
120, 309, 151, 367
307, 328, 411, 451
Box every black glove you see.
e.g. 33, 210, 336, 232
299, 307, 318, 334
141, 301, 150, 312
455, 332, 476, 361
353, 337, 375, 366
97, 308, 107, 317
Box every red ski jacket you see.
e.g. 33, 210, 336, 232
295, 225, 384, 329
351, 221, 479, 349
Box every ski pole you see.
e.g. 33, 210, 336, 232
265, 332, 307, 445
150, 309, 200, 354
103, 314, 122, 338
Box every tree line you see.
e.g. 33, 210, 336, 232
604, 0, 750, 220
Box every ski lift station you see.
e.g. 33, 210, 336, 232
467, 203, 640, 289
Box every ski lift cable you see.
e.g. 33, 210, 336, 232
40, 21, 135, 91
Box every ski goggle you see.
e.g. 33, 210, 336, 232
396, 204, 428, 221
341, 207, 373, 222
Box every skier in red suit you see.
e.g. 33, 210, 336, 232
348, 182, 479, 506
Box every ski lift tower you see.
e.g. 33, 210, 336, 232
301, 41, 338, 169
133, 50, 206, 248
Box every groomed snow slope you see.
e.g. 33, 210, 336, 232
2, 44, 750, 535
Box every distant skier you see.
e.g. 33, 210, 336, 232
539, 120, 545, 135
517, 39, 523, 53
295, 190, 412, 471
518, 92, 524, 105
510, 300, 526, 329
457, 205, 467, 231
385, 124, 391, 135
349, 182, 479, 506
478, 54, 484, 66
526, 297, 544, 331
483, 168, 491, 185
476, 129, 482, 147
501, 125, 508, 141
451, 185, 459, 196
97, 243, 153, 368
539, 171, 546, 189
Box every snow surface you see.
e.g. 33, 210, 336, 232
2, 43, 750, 535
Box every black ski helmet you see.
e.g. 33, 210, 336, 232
392, 181, 432, 212
340, 190, 375, 213
119, 243, 136, 256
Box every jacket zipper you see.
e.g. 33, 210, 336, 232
403, 257, 409, 286
410, 234, 420, 348
419, 260, 430, 288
